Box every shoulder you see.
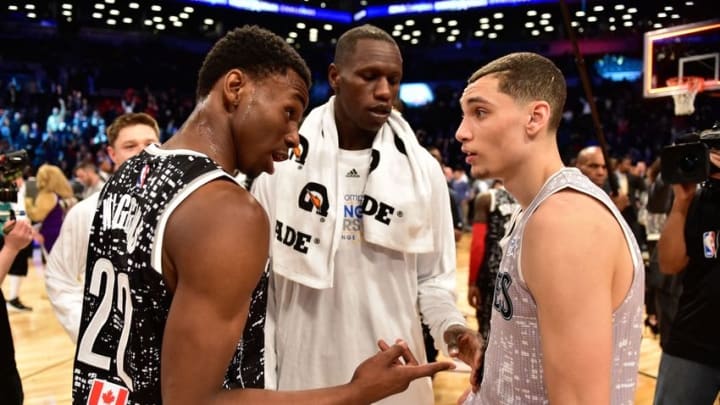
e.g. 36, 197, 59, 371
529, 190, 617, 232
522, 190, 622, 296
178, 179, 267, 231
67, 193, 99, 219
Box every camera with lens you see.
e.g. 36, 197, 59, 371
661, 123, 720, 184
0, 150, 29, 203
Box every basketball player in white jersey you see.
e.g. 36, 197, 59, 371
455, 52, 644, 404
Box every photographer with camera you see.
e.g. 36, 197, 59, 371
654, 125, 720, 404
0, 218, 36, 405
0, 151, 34, 312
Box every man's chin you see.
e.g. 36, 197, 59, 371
470, 167, 490, 179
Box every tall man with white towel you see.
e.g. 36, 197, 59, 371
252, 24, 478, 405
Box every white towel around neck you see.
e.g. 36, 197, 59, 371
268, 96, 434, 289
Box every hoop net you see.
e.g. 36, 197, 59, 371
667, 76, 705, 116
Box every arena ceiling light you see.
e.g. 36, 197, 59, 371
109, 9, 119, 16
474, 30, 483, 36
129, 2, 139, 9
297, 22, 306, 29
184, 6, 194, 13
447, 19, 457, 26
493, 12, 503, 19
94, 3, 104, 10
92, 12, 102, 19
122, 17, 132, 23
593, 5, 604, 12
203, 18, 213, 25
405, 19, 415, 26
151, 5, 161, 12
432, 17, 441, 23
105, 0, 115, 4
488, 32, 497, 39
27, 12, 36, 18
61, 3, 72, 10
24, 4, 35, 10
323, 24, 332, 30
156, 23, 165, 30
436, 26, 446, 33
526, 10, 536, 16
107, 18, 116, 25
615, 4, 625, 10
410, 38, 418, 45
8, 5, 18, 11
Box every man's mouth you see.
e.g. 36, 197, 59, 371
272, 151, 289, 162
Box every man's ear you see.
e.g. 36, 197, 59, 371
328, 63, 339, 93
107, 145, 116, 165
526, 100, 550, 138
223, 69, 248, 111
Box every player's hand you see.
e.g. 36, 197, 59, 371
443, 325, 482, 367
468, 286, 481, 309
351, 339, 455, 403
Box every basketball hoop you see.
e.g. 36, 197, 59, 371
667, 76, 705, 116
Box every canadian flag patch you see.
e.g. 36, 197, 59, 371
87, 379, 129, 405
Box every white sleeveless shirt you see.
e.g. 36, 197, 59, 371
471, 167, 644, 405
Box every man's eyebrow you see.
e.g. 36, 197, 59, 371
460, 95, 490, 106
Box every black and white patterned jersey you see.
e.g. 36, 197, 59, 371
72, 145, 265, 404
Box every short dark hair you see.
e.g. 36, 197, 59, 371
468, 52, 566, 131
196, 25, 312, 99
74, 161, 98, 173
106, 113, 160, 147
334, 24, 398, 66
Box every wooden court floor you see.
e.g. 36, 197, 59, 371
4, 234, 668, 405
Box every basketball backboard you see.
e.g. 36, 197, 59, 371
643, 19, 720, 98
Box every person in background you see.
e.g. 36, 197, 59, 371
25, 164, 75, 254
73, 162, 105, 200
45, 112, 160, 343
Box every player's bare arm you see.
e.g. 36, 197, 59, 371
160, 180, 452, 404
522, 190, 632, 405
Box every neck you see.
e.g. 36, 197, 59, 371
503, 144, 565, 208
163, 100, 236, 173
333, 99, 376, 150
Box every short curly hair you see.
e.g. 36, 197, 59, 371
196, 25, 312, 99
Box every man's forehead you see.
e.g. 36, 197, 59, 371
460, 76, 495, 105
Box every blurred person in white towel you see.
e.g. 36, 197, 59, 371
251, 24, 478, 405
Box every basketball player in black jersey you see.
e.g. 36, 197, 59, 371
71, 25, 452, 405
